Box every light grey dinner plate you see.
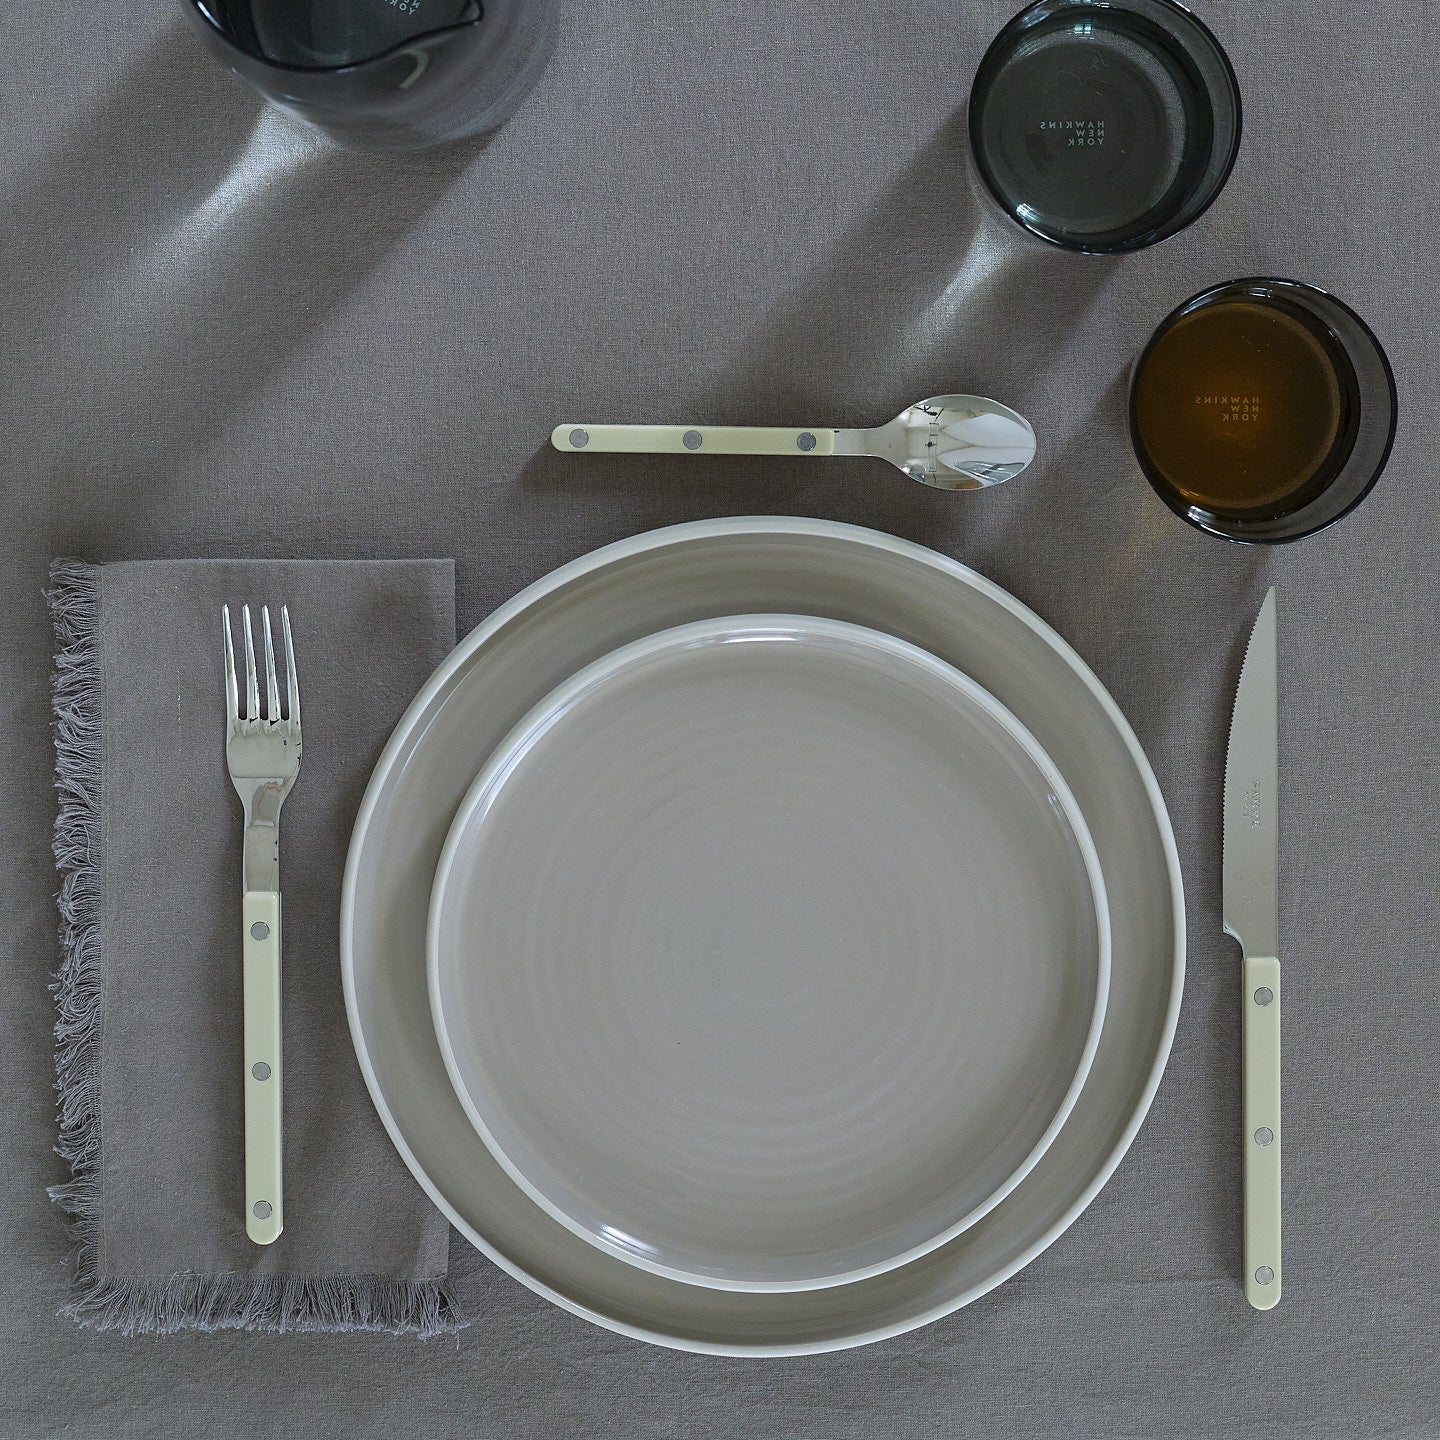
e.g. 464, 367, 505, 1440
428, 614, 1109, 1293
341, 517, 1184, 1354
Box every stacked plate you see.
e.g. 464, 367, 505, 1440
341, 518, 1184, 1353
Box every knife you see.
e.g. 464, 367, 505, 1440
1223, 587, 1281, 1309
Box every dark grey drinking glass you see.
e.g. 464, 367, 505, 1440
1129, 278, 1398, 544
968, 0, 1241, 253
184, 0, 557, 150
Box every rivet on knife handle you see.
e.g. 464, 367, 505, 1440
1243, 956, 1281, 1308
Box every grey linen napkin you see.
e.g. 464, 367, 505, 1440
46, 558, 459, 1335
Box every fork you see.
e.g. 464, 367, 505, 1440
223, 603, 302, 1246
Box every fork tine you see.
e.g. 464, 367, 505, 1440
222, 605, 239, 726
262, 606, 280, 723
281, 605, 300, 732
242, 605, 259, 722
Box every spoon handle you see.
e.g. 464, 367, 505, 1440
552, 424, 835, 457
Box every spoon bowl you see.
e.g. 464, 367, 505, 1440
841, 394, 1037, 490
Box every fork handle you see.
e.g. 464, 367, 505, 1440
243, 890, 283, 1245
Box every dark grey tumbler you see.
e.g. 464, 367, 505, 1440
184, 0, 557, 150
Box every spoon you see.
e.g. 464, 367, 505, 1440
550, 394, 1037, 491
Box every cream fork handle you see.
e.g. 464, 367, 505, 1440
243, 890, 283, 1245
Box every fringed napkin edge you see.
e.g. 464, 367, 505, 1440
44, 558, 462, 1337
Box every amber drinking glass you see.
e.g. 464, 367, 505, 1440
1130, 278, 1397, 543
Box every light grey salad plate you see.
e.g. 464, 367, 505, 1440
341, 517, 1184, 1354
427, 614, 1110, 1293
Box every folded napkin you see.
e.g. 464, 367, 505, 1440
47, 558, 459, 1335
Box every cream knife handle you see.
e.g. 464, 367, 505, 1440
1243, 955, 1281, 1309
243, 890, 283, 1246
551, 423, 836, 457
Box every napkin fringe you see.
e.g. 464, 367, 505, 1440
59, 1270, 463, 1338
45, 560, 463, 1339
46, 560, 108, 1318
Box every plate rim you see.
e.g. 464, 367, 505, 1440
341, 516, 1186, 1355
425, 610, 1113, 1294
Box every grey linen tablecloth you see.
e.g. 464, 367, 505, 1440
2, 0, 1437, 1436
45, 559, 458, 1335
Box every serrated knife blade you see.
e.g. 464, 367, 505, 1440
1224, 589, 1278, 957
1223, 587, 1281, 1311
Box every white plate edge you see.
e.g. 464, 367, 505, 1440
421, 610, 1113, 1293
339, 516, 1187, 1355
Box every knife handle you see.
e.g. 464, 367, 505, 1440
243, 890, 283, 1245
1243, 956, 1281, 1308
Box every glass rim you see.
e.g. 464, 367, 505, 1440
189, 0, 484, 76
967, 0, 1244, 255
1129, 276, 1399, 545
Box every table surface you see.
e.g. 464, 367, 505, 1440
4, 3, 1437, 1437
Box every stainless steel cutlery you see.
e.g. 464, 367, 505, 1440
212, 573, 1279, 1315
1223, 588, 1281, 1309
223, 603, 302, 1246
550, 394, 1038, 490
